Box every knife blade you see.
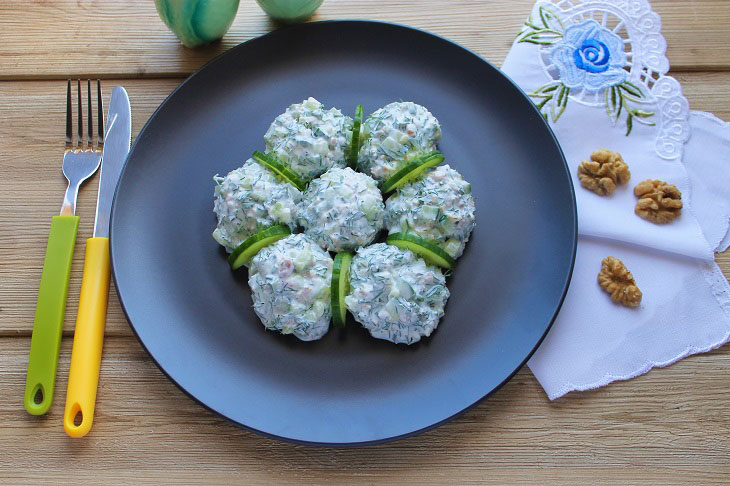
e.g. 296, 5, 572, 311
64, 86, 131, 438
93, 87, 131, 238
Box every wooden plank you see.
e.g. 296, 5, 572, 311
1, 75, 729, 336
654, 0, 730, 71
675, 72, 730, 120
0, 336, 728, 484
0, 79, 180, 337
0, 0, 729, 80
1, 2, 728, 483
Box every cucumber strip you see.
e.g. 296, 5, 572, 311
348, 104, 363, 168
386, 233, 455, 269
228, 225, 291, 270
252, 151, 307, 192
381, 151, 445, 194
331, 252, 353, 328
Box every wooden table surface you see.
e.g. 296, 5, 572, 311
1, 1, 729, 484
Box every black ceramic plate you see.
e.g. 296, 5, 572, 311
110, 21, 576, 446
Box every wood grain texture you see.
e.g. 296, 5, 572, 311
1, 1, 730, 483
0, 0, 729, 80
1, 77, 728, 336
0, 80, 180, 337
1, 337, 728, 484
674, 72, 730, 120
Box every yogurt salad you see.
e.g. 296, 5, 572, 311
264, 97, 352, 182
248, 234, 333, 341
212, 97, 475, 344
297, 167, 385, 252
385, 164, 476, 260
212, 158, 301, 253
345, 243, 450, 345
357, 101, 441, 183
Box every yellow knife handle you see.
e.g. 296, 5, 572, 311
64, 237, 110, 438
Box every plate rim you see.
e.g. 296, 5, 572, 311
109, 19, 577, 447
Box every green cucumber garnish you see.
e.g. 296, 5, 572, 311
331, 252, 353, 328
228, 225, 291, 270
386, 233, 455, 269
252, 151, 307, 192
348, 104, 363, 168
381, 151, 445, 194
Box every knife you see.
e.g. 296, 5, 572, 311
63, 86, 131, 438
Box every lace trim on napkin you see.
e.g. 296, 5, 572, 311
517, 0, 690, 160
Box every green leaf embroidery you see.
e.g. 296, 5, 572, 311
605, 85, 619, 123
524, 18, 542, 31
615, 87, 623, 120
532, 83, 560, 98
539, 5, 564, 31
516, 29, 563, 45
517, 5, 564, 45
604, 82, 656, 135
618, 82, 642, 98
536, 97, 551, 111
631, 110, 654, 118
531, 80, 654, 135
528, 81, 570, 123
551, 84, 569, 122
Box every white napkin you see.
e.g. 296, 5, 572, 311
683, 111, 730, 253
499, 0, 730, 399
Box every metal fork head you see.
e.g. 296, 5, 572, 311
60, 80, 104, 216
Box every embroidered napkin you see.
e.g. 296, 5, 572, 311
500, 0, 730, 399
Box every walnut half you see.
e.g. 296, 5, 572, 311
577, 149, 631, 196
634, 179, 682, 224
598, 256, 642, 307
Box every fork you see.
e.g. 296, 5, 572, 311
25, 80, 104, 416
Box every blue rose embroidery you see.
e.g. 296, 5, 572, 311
518, 7, 654, 134
573, 39, 609, 72
550, 20, 627, 92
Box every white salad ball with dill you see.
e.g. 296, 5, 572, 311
297, 167, 386, 252
264, 97, 353, 182
357, 101, 442, 183
345, 243, 450, 345
248, 233, 333, 341
385, 164, 476, 260
212, 158, 302, 253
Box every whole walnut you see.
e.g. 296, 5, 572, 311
578, 150, 631, 196
598, 256, 642, 307
634, 179, 682, 223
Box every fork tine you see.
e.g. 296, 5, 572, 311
87, 80, 93, 149
77, 79, 83, 148
97, 80, 104, 147
66, 80, 72, 149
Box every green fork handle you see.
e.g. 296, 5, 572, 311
24, 215, 79, 415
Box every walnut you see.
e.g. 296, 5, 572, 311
633, 179, 682, 223
598, 256, 642, 307
577, 149, 631, 196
